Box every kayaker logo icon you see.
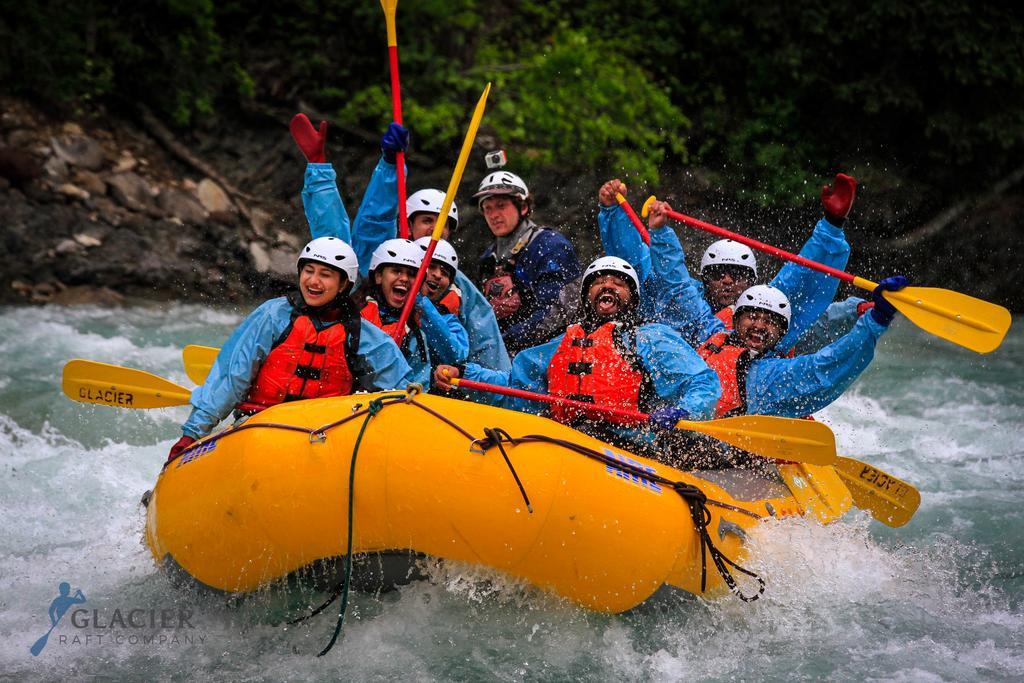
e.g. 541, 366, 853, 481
30, 582, 87, 656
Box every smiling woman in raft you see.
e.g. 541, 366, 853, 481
166, 237, 414, 462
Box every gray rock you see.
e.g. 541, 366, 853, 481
72, 170, 106, 196
57, 183, 90, 201
196, 178, 233, 213
51, 134, 106, 170
107, 172, 153, 212
112, 153, 137, 173
7, 129, 35, 148
267, 247, 296, 277
249, 241, 271, 273
249, 207, 273, 237
73, 233, 102, 247
158, 187, 207, 224
52, 286, 124, 306
275, 229, 303, 251
43, 155, 68, 180
56, 239, 83, 254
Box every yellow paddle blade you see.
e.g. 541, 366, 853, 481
777, 463, 852, 525
834, 456, 921, 528
852, 277, 1011, 354
62, 360, 192, 409
380, 0, 399, 46
678, 415, 837, 465
183, 345, 218, 385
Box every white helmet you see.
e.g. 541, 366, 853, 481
581, 256, 641, 296
700, 239, 757, 278
297, 236, 359, 284
406, 189, 459, 230
414, 236, 459, 275
369, 238, 422, 273
734, 285, 791, 327
473, 171, 529, 206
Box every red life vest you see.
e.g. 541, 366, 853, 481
237, 313, 361, 414
436, 284, 462, 317
715, 306, 734, 329
360, 297, 427, 362
546, 322, 646, 425
360, 297, 420, 338
697, 331, 752, 418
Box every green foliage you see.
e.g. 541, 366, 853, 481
2, 0, 1021, 205
483, 29, 688, 184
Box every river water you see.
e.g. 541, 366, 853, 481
0, 303, 1021, 681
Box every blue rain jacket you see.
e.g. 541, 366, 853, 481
646, 220, 849, 353
793, 296, 866, 356
744, 313, 889, 417
182, 297, 413, 438
599, 204, 850, 351
479, 224, 583, 353
302, 160, 511, 373
459, 322, 721, 447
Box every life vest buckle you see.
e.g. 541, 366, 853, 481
567, 362, 593, 375
295, 365, 321, 380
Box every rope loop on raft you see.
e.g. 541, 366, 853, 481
480, 427, 534, 513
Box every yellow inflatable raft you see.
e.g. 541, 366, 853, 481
144, 390, 823, 612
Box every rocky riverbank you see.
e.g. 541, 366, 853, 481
2, 96, 1022, 311
0, 98, 315, 306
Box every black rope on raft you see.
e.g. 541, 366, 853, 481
673, 482, 766, 602
162, 392, 410, 469
315, 396, 385, 657
475, 431, 766, 602
481, 427, 533, 513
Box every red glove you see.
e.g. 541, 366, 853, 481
167, 436, 196, 463
290, 113, 328, 163
856, 301, 875, 317
821, 173, 856, 226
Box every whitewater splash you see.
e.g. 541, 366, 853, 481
1, 303, 1021, 680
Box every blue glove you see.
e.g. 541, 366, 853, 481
381, 122, 410, 163
870, 275, 909, 327
650, 406, 690, 431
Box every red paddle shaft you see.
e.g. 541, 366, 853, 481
661, 205, 855, 284
452, 377, 649, 424
615, 193, 650, 245
388, 46, 409, 238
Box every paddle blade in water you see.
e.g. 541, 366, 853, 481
778, 463, 852, 525
183, 345, 218, 385
681, 414, 837, 466
835, 456, 921, 528
62, 359, 192, 409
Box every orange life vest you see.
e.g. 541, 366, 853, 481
436, 284, 462, 317
715, 306, 734, 329
546, 322, 646, 425
237, 313, 361, 414
360, 297, 427, 362
697, 331, 752, 418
